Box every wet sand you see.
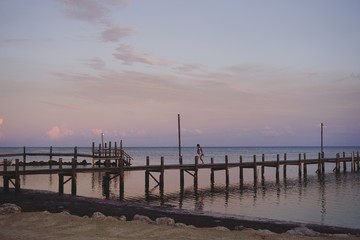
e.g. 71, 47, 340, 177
0, 189, 359, 239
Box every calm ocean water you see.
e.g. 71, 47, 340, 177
1, 146, 359, 229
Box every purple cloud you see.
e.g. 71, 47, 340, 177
113, 44, 168, 65
101, 25, 133, 42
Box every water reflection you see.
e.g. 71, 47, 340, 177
3, 166, 359, 229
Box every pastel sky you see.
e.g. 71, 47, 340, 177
1, 0, 360, 147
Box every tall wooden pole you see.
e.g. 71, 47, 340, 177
321, 123, 324, 158
178, 114, 182, 164
101, 133, 104, 150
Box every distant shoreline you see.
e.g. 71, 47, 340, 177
0, 188, 359, 236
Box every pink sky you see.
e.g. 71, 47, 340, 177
0, 0, 359, 147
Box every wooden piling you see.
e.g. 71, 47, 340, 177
343, 152, 347, 172
225, 155, 229, 187
160, 157, 165, 193
210, 157, 214, 186
145, 156, 150, 192
194, 156, 198, 187
49, 146, 53, 169
283, 153, 287, 179
58, 173, 64, 194
261, 154, 265, 178
239, 155, 244, 186
180, 157, 184, 188
114, 141, 118, 167
119, 153, 124, 200
71, 158, 77, 195
351, 152, 355, 173
92, 142, 95, 167
253, 155, 257, 185
276, 154, 280, 181
23, 147, 26, 170
303, 153, 307, 177
316, 152, 321, 174
335, 153, 340, 173
15, 159, 20, 192
298, 153, 302, 177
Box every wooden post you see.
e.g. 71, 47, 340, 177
59, 158, 63, 169
276, 154, 280, 182
351, 152, 355, 173
253, 155, 257, 186
261, 154, 265, 178
180, 156, 184, 188
239, 155, 244, 186
98, 144, 102, 168
303, 153, 307, 177
108, 141, 112, 167
357, 152, 360, 172
49, 146, 53, 169
119, 153, 124, 200
298, 153, 302, 177
225, 155, 229, 187
283, 153, 287, 179
160, 157, 165, 193
210, 157, 214, 186
58, 173, 64, 194
178, 114, 182, 164
343, 152, 347, 172
71, 147, 77, 195
194, 156, 199, 187
145, 156, 150, 193
114, 141, 118, 167
333, 153, 339, 173
15, 159, 20, 192
120, 140, 123, 166
92, 142, 95, 167
23, 147, 26, 170
71, 158, 77, 195
316, 152, 321, 174
321, 122, 324, 158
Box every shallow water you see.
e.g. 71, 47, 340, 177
1, 146, 359, 229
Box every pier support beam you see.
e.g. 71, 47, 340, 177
298, 154, 302, 177
303, 153, 307, 177
334, 153, 341, 173
261, 154, 265, 179
210, 158, 214, 186
194, 156, 198, 188
283, 153, 287, 179
239, 155, 244, 186
225, 155, 229, 187
276, 154, 280, 182
179, 156, 184, 188
253, 155, 257, 186
145, 156, 150, 193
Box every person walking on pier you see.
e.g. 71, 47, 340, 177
197, 144, 204, 164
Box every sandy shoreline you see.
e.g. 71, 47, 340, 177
0, 189, 359, 239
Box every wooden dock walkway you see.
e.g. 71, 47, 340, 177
0, 146, 359, 200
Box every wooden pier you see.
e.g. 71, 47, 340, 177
0, 146, 359, 200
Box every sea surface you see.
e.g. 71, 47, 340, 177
1, 146, 359, 229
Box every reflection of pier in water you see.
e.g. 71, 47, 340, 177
121, 172, 342, 225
